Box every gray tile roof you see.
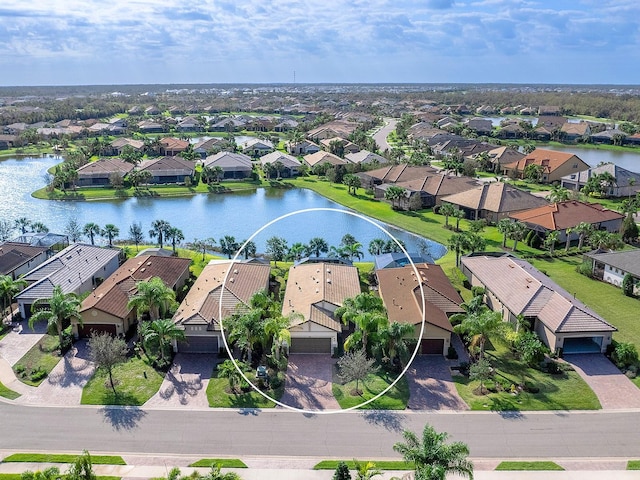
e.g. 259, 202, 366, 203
584, 249, 640, 277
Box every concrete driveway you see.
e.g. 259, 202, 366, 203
19, 340, 95, 406
564, 354, 640, 409
0, 321, 46, 367
405, 355, 469, 410
144, 354, 217, 408
279, 354, 340, 411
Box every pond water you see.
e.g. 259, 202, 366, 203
0, 155, 445, 260
541, 145, 640, 171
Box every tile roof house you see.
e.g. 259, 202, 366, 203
560, 122, 591, 142
345, 150, 388, 166
560, 163, 640, 198
259, 151, 301, 178
203, 152, 253, 179
73, 255, 191, 339
302, 151, 347, 169
440, 182, 549, 223
193, 138, 222, 158
106, 138, 145, 156
502, 148, 590, 184
319, 137, 360, 155
509, 200, 624, 243
76, 158, 135, 187
137, 156, 195, 184
584, 249, 640, 294
172, 261, 271, 353
591, 128, 628, 145
375, 173, 479, 208
159, 137, 189, 156
487, 146, 525, 170
15, 244, 121, 320
377, 264, 464, 355
241, 138, 274, 157
357, 164, 438, 189
461, 255, 616, 354
287, 140, 321, 156
0, 242, 49, 280
282, 262, 361, 354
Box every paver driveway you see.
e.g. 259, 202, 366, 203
279, 354, 340, 411
0, 321, 46, 366
564, 354, 640, 409
144, 353, 217, 408
19, 340, 95, 406
406, 355, 468, 410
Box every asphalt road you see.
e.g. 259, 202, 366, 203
2, 403, 640, 459
373, 118, 398, 153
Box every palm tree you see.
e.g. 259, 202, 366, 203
219, 235, 239, 259
384, 185, 406, 210
189, 237, 216, 261
546, 185, 571, 203
31, 221, 49, 233
574, 222, 595, 249
353, 460, 382, 480
166, 227, 184, 254
368, 238, 386, 256
454, 309, 506, 360
0, 275, 27, 323
508, 221, 528, 252
101, 224, 119, 247
127, 277, 177, 322
452, 208, 465, 232
448, 233, 470, 267
496, 218, 513, 249
287, 242, 307, 262
226, 309, 265, 363
83, 223, 101, 245
14, 217, 31, 234
217, 359, 247, 394
375, 321, 414, 367
393, 424, 473, 480
149, 219, 171, 249
307, 237, 329, 257
335, 293, 388, 356
129, 222, 144, 251
239, 239, 257, 260
142, 318, 186, 365
28, 285, 81, 348
343, 242, 364, 261
439, 203, 456, 229
544, 230, 560, 254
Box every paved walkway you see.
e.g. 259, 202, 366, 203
19, 340, 95, 406
0, 321, 46, 366
144, 354, 216, 408
406, 355, 468, 410
279, 354, 340, 411
564, 354, 640, 409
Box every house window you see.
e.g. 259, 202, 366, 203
573, 163, 578, 168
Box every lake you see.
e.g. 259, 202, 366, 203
0, 155, 446, 260
541, 145, 640, 171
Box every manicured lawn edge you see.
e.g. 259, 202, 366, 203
2, 453, 126, 464
495, 461, 564, 471
332, 367, 409, 410
188, 459, 248, 468
313, 460, 413, 470
0, 381, 20, 400
627, 460, 640, 470
13, 335, 62, 387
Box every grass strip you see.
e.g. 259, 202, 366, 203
313, 460, 413, 470
627, 460, 640, 470
2, 453, 126, 465
188, 459, 248, 468
0, 381, 20, 400
495, 461, 564, 471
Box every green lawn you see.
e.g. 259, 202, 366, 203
313, 460, 413, 470
2, 453, 125, 464
453, 341, 601, 411
206, 369, 284, 408
332, 367, 409, 410
13, 335, 62, 386
0, 381, 20, 400
188, 459, 247, 468
627, 460, 640, 470
81, 356, 164, 406
495, 461, 564, 471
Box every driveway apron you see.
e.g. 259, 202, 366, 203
143, 353, 217, 408
19, 340, 95, 406
406, 355, 469, 410
564, 354, 640, 409
0, 321, 46, 367
280, 354, 340, 411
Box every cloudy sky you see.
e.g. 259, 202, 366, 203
1, 0, 638, 86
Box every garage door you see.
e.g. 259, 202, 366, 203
420, 338, 444, 355
290, 337, 331, 354
79, 324, 117, 338
563, 337, 603, 354
178, 336, 219, 353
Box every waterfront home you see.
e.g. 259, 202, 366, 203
76, 158, 134, 187
302, 151, 347, 170
203, 152, 253, 179
159, 137, 189, 156
345, 150, 388, 166
560, 163, 640, 198
0, 242, 49, 280
106, 138, 144, 156
287, 140, 321, 156
260, 151, 301, 178
584, 249, 640, 294
137, 156, 195, 184
502, 148, 589, 183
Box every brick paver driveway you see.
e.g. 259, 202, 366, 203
20, 340, 95, 406
0, 321, 46, 366
564, 354, 640, 409
280, 354, 340, 411
144, 353, 217, 408
406, 355, 468, 410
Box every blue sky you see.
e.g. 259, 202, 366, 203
1, 0, 638, 86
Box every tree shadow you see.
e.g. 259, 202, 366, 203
237, 407, 261, 416
99, 405, 147, 431
360, 410, 406, 432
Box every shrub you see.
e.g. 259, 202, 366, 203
15, 364, 25, 375
513, 331, 549, 366
523, 381, 539, 394
332, 461, 351, 480
545, 360, 562, 375
446, 345, 459, 360
471, 286, 485, 297
457, 361, 470, 377
30, 367, 47, 382
612, 342, 639, 369
576, 260, 593, 278
622, 273, 635, 297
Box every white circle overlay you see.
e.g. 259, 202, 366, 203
218, 207, 427, 414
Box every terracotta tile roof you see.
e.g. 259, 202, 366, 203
173, 261, 270, 329
282, 263, 361, 332
561, 122, 590, 135
80, 255, 191, 319
461, 255, 615, 334
159, 137, 189, 150
502, 148, 587, 174
376, 264, 463, 333
509, 201, 624, 231
441, 183, 548, 214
